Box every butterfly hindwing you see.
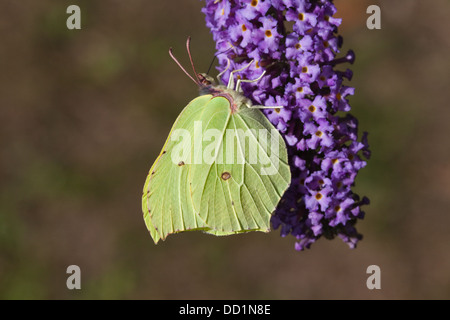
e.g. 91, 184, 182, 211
143, 95, 212, 243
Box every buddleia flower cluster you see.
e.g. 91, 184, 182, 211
201, 0, 370, 250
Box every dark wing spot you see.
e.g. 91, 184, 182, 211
221, 172, 231, 181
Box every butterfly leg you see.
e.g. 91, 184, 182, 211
235, 70, 266, 92
227, 60, 255, 90
217, 58, 231, 84
247, 105, 284, 109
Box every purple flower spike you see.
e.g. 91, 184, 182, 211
202, 0, 370, 251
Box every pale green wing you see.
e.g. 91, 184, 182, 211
189, 96, 291, 235
142, 95, 214, 243
143, 94, 291, 243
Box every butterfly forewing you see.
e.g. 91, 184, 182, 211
190, 96, 291, 235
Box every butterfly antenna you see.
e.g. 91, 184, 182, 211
206, 55, 216, 75
186, 37, 201, 83
169, 47, 198, 85
205, 45, 235, 77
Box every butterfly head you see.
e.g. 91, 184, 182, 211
197, 73, 215, 87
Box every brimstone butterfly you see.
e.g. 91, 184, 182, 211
142, 38, 291, 243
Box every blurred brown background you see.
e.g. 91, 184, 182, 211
0, 0, 449, 299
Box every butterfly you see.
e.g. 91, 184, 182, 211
142, 37, 291, 243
